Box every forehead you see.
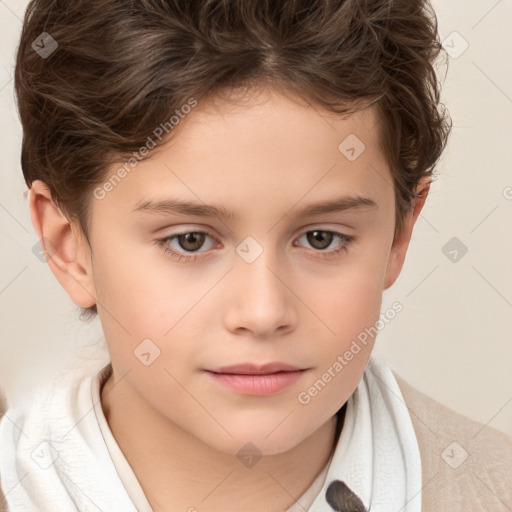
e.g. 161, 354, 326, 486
93, 88, 392, 224
171, 87, 381, 160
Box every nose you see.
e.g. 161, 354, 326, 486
223, 247, 298, 338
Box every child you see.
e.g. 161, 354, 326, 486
1, 0, 511, 511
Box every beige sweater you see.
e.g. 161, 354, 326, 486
0, 372, 510, 511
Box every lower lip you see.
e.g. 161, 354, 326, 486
205, 370, 307, 396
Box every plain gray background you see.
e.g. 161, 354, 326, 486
0, 0, 511, 436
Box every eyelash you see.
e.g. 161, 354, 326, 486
156, 229, 355, 262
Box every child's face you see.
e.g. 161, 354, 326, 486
72, 88, 420, 454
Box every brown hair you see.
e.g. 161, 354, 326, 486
15, 0, 452, 321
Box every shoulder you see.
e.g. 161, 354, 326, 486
392, 370, 512, 512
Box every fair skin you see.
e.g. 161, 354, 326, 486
28, 86, 429, 512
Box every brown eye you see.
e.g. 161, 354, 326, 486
294, 229, 355, 260
157, 230, 217, 261
175, 232, 206, 252
306, 230, 334, 250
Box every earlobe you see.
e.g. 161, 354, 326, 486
27, 180, 97, 308
383, 178, 431, 290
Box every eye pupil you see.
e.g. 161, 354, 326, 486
179, 232, 205, 251
307, 230, 332, 250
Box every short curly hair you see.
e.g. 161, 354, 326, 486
14, 0, 452, 321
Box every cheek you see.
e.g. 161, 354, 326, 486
91, 242, 213, 372
91, 236, 188, 324
298, 244, 387, 397
305, 250, 386, 342
296, 272, 382, 421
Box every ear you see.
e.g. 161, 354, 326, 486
383, 177, 431, 290
27, 180, 97, 308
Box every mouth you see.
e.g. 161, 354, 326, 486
206, 361, 306, 375
204, 362, 309, 395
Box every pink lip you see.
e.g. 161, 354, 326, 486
204, 362, 308, 396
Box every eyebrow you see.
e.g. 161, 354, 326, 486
131, 194, 378, 221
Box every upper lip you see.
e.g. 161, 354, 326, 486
207, 362, 305, 375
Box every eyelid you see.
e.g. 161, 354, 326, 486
158, 223, 354, 244
292, 222, 355, 237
